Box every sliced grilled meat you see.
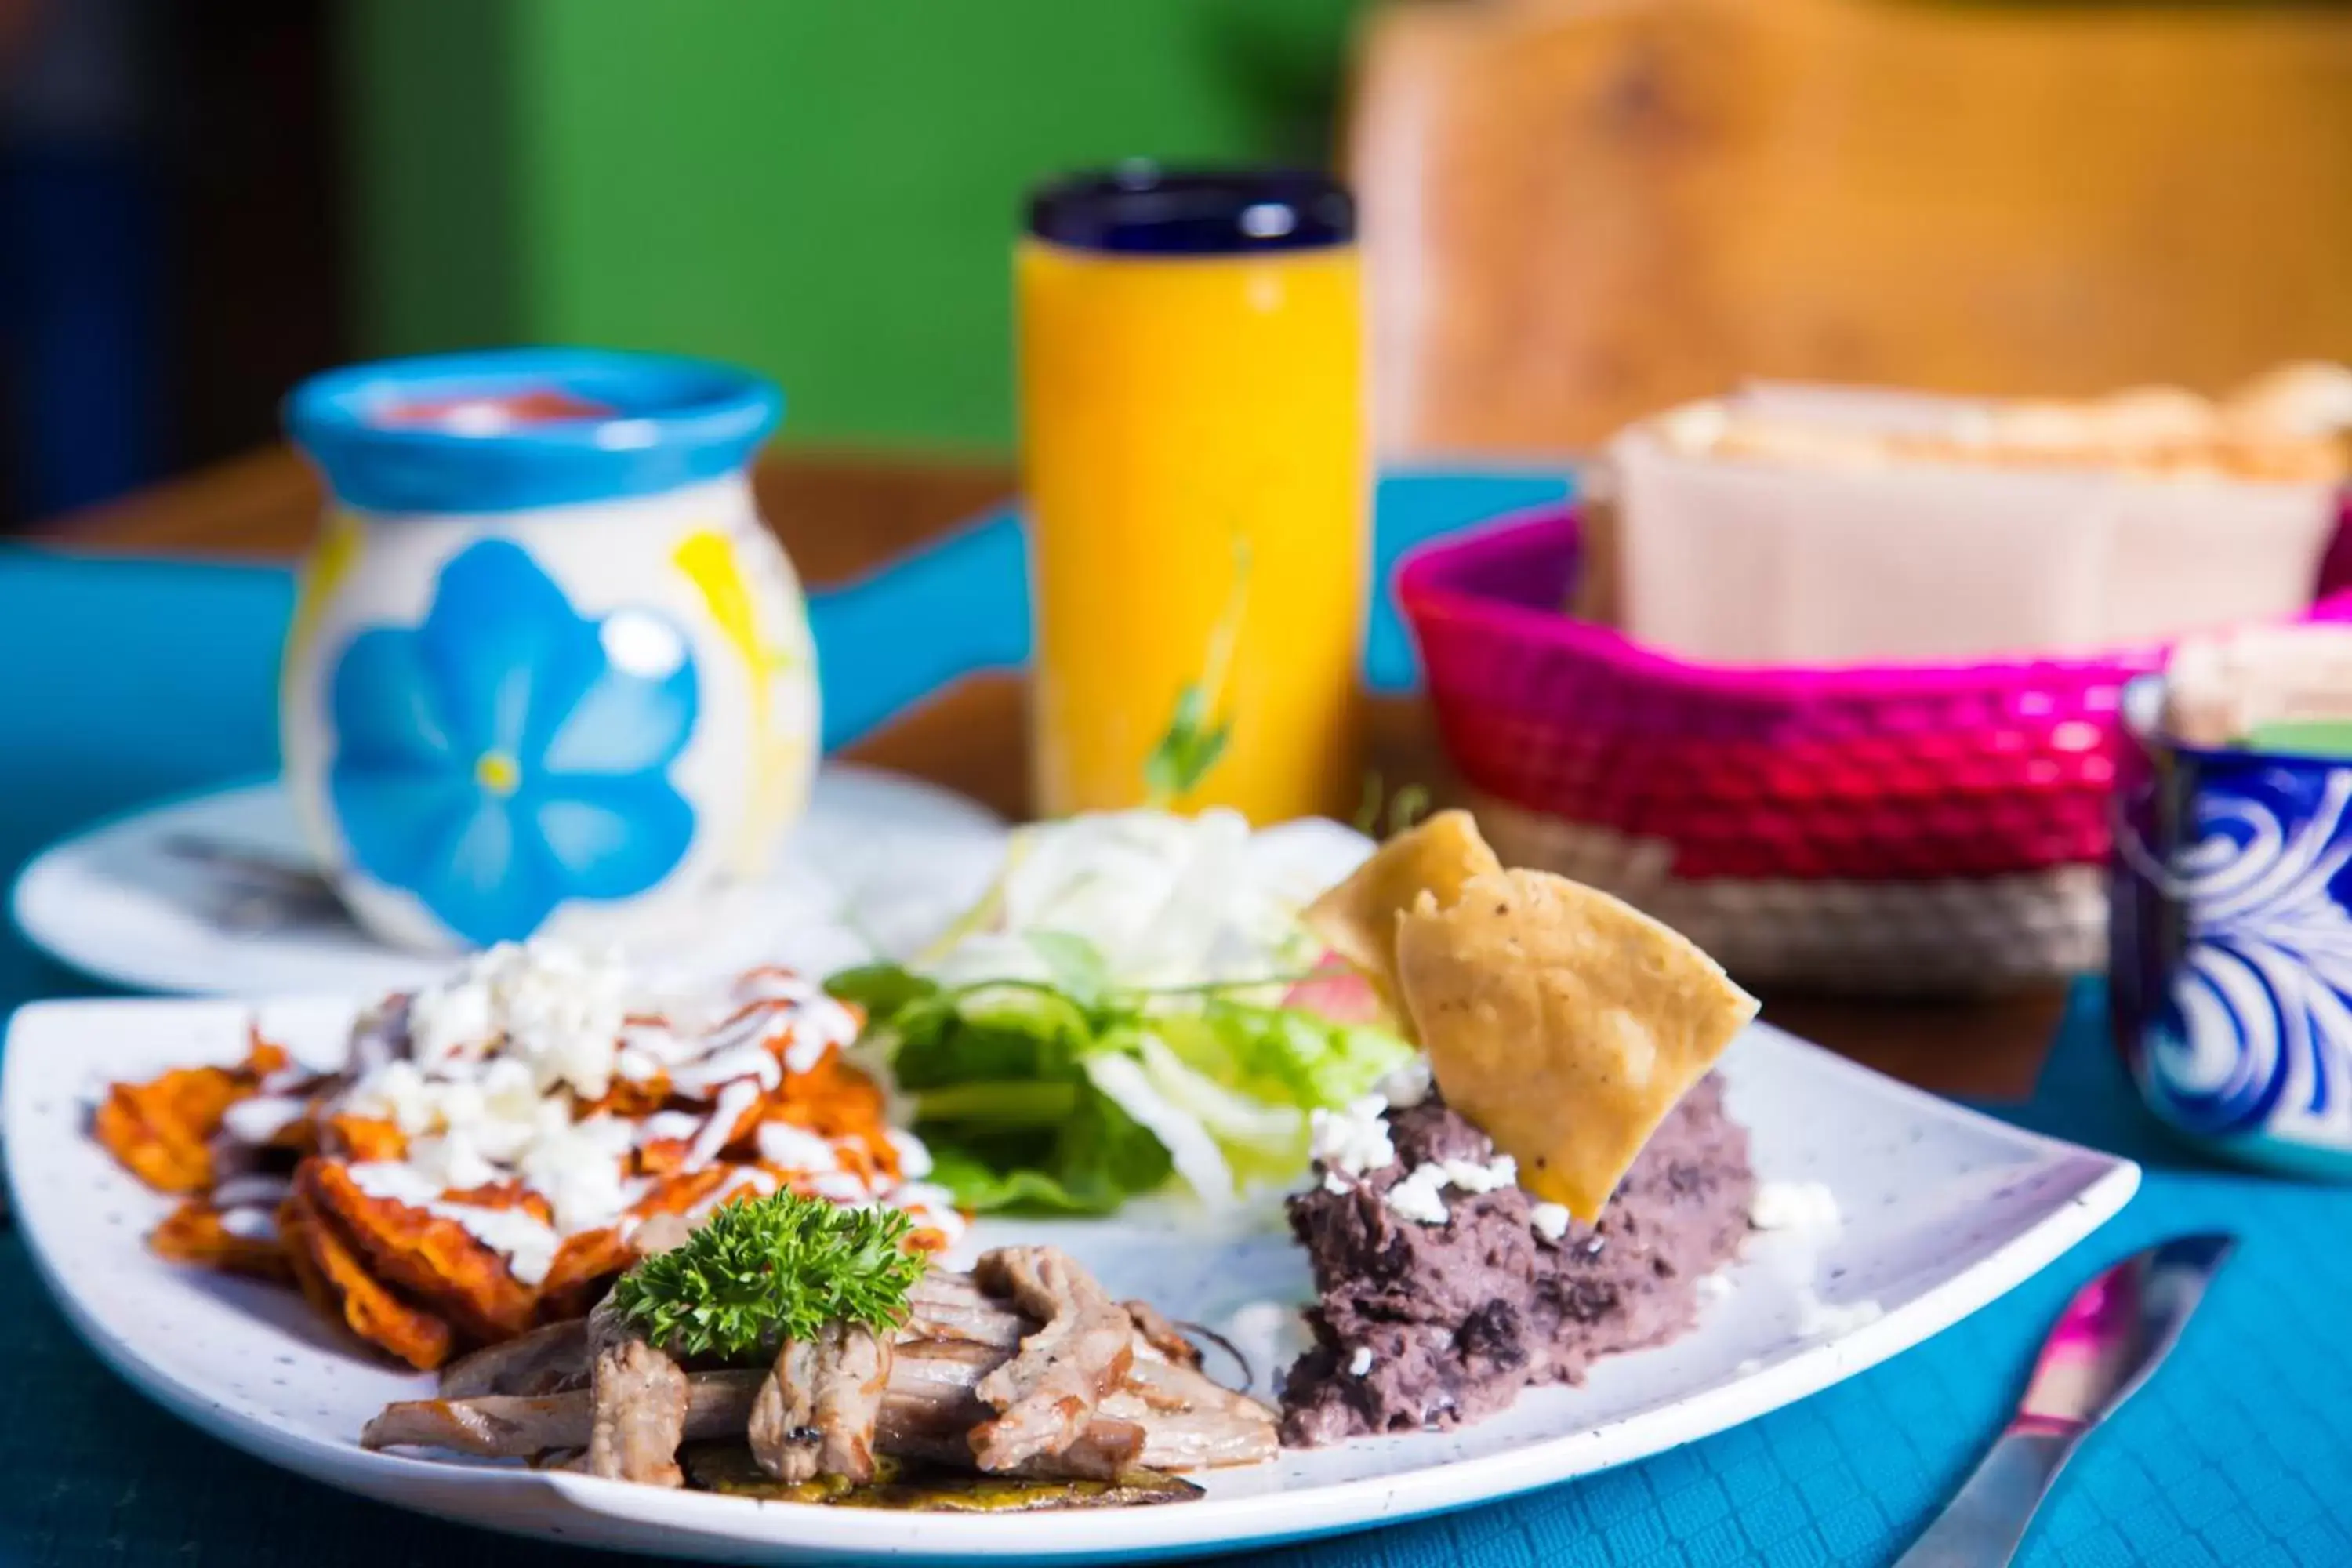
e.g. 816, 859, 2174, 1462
370, 1257, 1276, 1482
1121, 1299, 1202, 1370
438, 1318, 589, 1399
967, 1247, 1140, 1474
587, 1337, 691, 1486
747, 1322, 895, 1483
905, 1272, 1028, 1351
364, 1370, 764, 1455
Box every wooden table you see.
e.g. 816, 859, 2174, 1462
35, 447, 2072, 1098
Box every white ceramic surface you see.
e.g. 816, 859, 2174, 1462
5, 998, 2138, 1566
10, 766, 1007, 996
280, 472, 820, 953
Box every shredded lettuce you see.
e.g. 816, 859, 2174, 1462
833, 969, 1407, 1213
826, 808, 1411, 1215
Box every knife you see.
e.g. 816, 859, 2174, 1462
1892, 1232, 2238, 1568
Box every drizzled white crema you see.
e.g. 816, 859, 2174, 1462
215, 945, 958, 1284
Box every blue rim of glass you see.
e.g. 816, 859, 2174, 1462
285, 347, 782, 515
1026, 165, 1355, 256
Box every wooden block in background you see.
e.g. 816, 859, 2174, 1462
1353, 0, 2352, 459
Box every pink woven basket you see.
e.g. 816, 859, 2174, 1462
1398, 505, 2352, 886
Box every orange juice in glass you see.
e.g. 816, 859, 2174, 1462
1019, 168, 1367, 823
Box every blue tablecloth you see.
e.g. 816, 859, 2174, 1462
5, 476, 2347, 1566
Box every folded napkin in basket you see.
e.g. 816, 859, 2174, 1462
1595, 376, 2349, 666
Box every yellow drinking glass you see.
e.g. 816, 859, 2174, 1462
1019, 168, 1367, 823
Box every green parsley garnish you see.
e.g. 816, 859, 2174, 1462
610, 1192, 927, 1359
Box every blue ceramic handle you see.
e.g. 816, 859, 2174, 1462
804, 512, 1032, 751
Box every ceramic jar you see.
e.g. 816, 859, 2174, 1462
281, 350, 818, 953
2111, 673, 2352, 1177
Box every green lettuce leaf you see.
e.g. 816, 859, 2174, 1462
1152, 1000, 1413, 1109
920, 1090, 1173, 1214
890, 982, 1092, 1092
826, 960, 1411, 1215
825, 961, 940, 1020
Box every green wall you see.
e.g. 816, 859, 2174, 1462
341, 0, 1363, 455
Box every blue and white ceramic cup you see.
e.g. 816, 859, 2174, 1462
2111, 673, 2352, 1177
282, 349, 818, 953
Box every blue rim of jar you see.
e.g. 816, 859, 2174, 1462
1026, 165, 1355, 256
285, 347, 783, 515
2123, 671, 2352, 769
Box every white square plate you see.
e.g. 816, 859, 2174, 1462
4, 996, 2136, 1566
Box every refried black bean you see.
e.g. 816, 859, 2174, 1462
1279, 1076, 1753, 1446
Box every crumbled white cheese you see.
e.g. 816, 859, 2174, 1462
1438, 1155, 1517, 1194
339, 1058, 426, 1132
1528, 1202, 1573, 1241
1384, 1164, 1453, 1225
404, 1131, 499, 1193
1749, 1180, 1842, 1235
341, 1054, 539, 1148
1348, 1347, 1375, 1377
1323, 1169, 1353, 1196
1382, 1153, 1520, 1226
517, 1115, 635, 1232
324, 946, 932, 1288
1309, 1095, 1395, 1178
1376, 1057, 1432, 1109
1795, 1291, 1884, 1338
406, 940, 632, 1100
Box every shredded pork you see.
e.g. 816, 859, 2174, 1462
368, 1254, 1278, 1483
967, 1247, 1142, 1475
438, 1319, 589, 1399
587, 1337, 690, 1486
747, 1323, 895, 1483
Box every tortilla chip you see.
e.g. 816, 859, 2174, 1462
149, 1200, 295, 1286
1394, 868, 1759, 1221
766, 1050, 891, 1140
281, 1189, 455, 1370
299, 1159, 539, 1345
324, 1114, 405, 1163
1305, 810, 1501, 1013
537, 1228, 634, 1322
93, 1062, 260, 1193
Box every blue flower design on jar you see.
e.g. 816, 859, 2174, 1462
327, 538, 700, 946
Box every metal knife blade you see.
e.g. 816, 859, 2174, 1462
1893, 1232, 2237, 1568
